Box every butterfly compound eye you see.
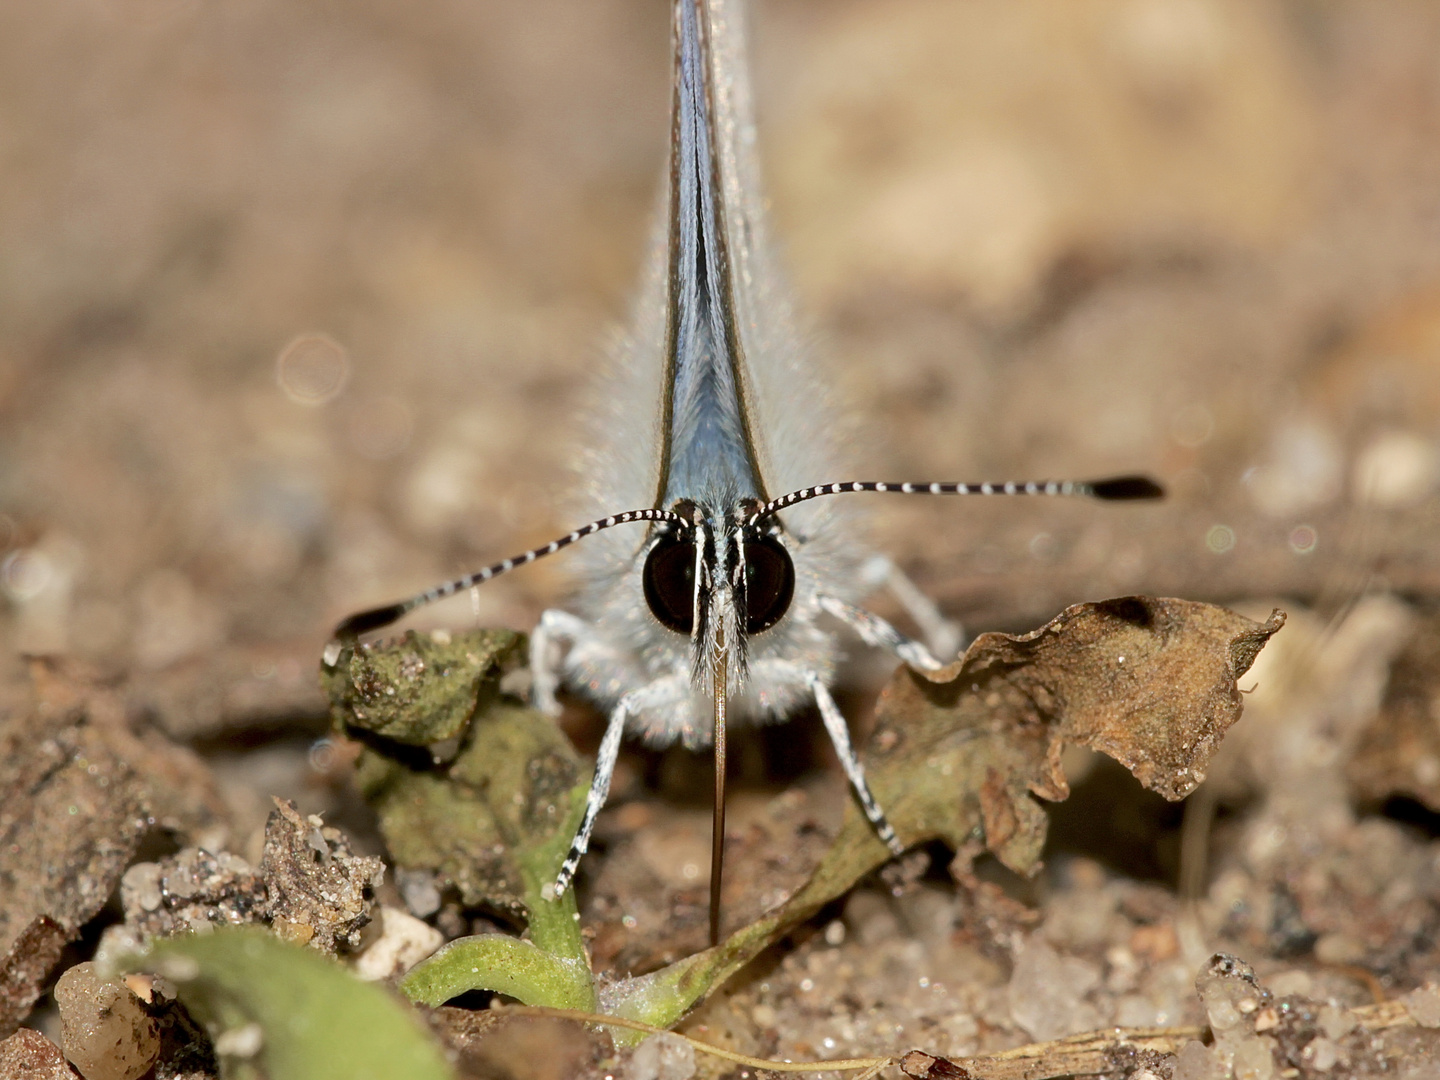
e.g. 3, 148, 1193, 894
643, 536, 696, 633
743, 537, 794, 634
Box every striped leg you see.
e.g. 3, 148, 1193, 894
804, 670, 906, 857
550, 674, 688, 897
529, 608, 591, 716
817, 593, 945, 672
858, 554, 963, 662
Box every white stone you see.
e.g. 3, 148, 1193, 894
1403, 984, 1440, 1028
1354, 430, 1440, 508
120, 863, 163, 914
1232, 1035, 1276, 1080
1172, 1040, 1221, 1080
1304, 1036, 1339, 1072
1008, 937, 1101, 1041
1318, 1004, 1356, 1040
353, 906, 444, 981
213, 1023, 264, 1058
628, 1032, 696, 1080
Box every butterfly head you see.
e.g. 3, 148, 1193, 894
641, 498, 795, 698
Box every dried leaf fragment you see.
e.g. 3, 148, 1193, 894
867, 597, 1286, 872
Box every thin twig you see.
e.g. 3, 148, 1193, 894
498, 997, 1420, 1080
497, 1004, 893, 1073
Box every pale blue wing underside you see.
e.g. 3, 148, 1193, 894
661, 0, 765, 508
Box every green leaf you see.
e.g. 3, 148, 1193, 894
128, 926, 453, 1080
401, 935, 594, 1011
387, 704, 597, 1007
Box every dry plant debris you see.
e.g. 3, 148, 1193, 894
865, 597, 1285, 869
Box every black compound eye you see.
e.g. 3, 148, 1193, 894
743, 537, 794, 634
643, 537, 695, 633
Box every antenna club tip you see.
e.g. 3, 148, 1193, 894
332, 603, 407, 639
1088, 475, 1165, 501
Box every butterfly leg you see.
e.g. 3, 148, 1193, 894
803, 668, 906, 857
551, 673, 689, 896
858, 554, 963, 661
529, 608, 593, 716
817, 593, 946, 672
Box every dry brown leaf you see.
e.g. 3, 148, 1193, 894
867, 596, 1286, 874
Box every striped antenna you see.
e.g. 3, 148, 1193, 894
747, 474, 1163, 526
333, 508, 691, 638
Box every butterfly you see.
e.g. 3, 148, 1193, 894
334, 0, 1161, 945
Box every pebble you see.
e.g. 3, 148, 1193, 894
212, 1022, 264, 1058
1008, 936, 1101, 1041
1303, 1035, 1339, 1072
0, 1028, 79, 1080
119, 863, 162, 914
397, 868, 442, 919
1172, 1039, 1220, 1080
353, 905, 445, 981
1402, 984, 1440, 1028
628, 1032, 695, 1080
1318, 1004, 1356, 1040
54, 963, 160, 1080
1232, 1035, 1276, 1080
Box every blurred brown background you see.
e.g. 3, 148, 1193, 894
3, 0, 1440, 719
